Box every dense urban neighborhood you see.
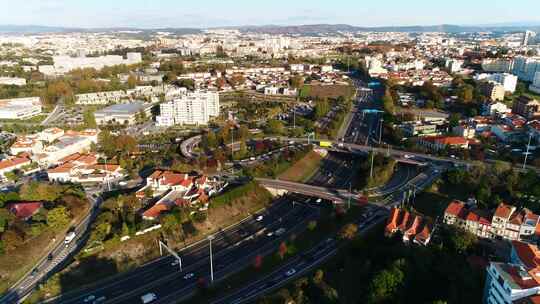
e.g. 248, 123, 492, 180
1, 3, 540, 304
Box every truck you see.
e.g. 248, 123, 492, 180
319, 141, 332, 148
141, 293, 157, 304
64, 231, 76, 245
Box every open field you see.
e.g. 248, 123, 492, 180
278, 150, 323, 182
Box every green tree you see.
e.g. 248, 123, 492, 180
46, 206, 70, 230
266, 119, 285, 135
382, 90, 395, 114
338, 223, 358, 240
367, 259, 406, 303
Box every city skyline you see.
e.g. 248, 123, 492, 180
2, 0, 540, 29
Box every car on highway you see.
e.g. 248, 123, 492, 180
92, 296, 106, 304
47, 253, 53, 261
83, 295, 96, 302
141, 292, 157, 304
285, 268, 296, 277
275, 228, 286, 236
30, 268, 38, 277
183, 273, 195, 280
171, 259, 180, 267
404, 154, 413, 159
64, 231, 76, 246
266, 231, 274, 237
256, 215, 264, 221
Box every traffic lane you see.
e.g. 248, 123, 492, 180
151, 206, 320, 304
53, 199, 301, 304
111, 206, 318, 304
214, 211, 388, 304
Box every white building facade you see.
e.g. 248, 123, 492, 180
156, 91, 219, 126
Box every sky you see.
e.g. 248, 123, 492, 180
1, 0, 540, 29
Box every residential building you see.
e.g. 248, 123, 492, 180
0, 77, 26, 86
480, 82, 506, 101
513, 56, 540, 82
513, 96, 540, 120
443, 201, 540, 242
490, 73, 518, 93
7, 202, 42, 221
156, 91, 219, 126
402, 123, 439, 137
0, 156, 32, 180
483, 241, 540, 304
530, 72, 540, 95
44, 53, 142, 75
482, 59, 513, 73
417, 136, 470, 151
75, 90, 127, 105
94, 102, 153, 125
483, 102, 511, 116
47, 153, 122, 184
445, 58, 463, 73
33, 130, 99, 166
0, 97, 42, 120
385, 207, 433, 246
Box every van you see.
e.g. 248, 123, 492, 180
141, 293, 157, 304
64, 231, 76, 245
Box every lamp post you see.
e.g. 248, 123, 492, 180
523, 132, 533, 170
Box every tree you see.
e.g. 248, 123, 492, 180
367, 259, 406, 304
449, 113, 461, 128
457, 84, 474, 103
382, 90, 395, 114
1, 230, 24, 252
314, 99, 330, 119
446, 227, 477, 253
338, 223, 358, 240
266, 119, 285, 135
127, 75, 138, 89
290, 75, 305, 89
47, 206, 70, 230
83, 109, 97, 128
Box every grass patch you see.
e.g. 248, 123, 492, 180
278, 150, 323, 182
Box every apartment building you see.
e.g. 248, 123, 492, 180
0, 97, 42, 120
513, 96, 540, 120
75, 90, 127, 105
443, 201, 540, 242
0, 77, 26, 86
156, 91, 219, 126
480, 82, 506, 101
530, 72, 540, 95
513, 56, 540, 82
481, 59, 514, 73
483, 241, 540, 304
475, 73, 518, 93
45, 52, 142, 75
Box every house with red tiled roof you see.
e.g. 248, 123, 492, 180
142, 203, 171, 220
384, 208, 432, 246
417, 136, 470, 151
443, 200, 468, 227
7, 201, 43, 220
492, 203, 517, 238
413, 222, 433, 246
47, 153, 122, 183
0, 156, 32, 180
385, 208, 401, 236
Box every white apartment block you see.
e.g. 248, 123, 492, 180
0, 97, 42, 120
482, 59, 514, 73
75, 90, 127, 105
156, 91, 219, 126
484, 242, 540, 304
43, 53, 142, 76
0, 77, 26, 86
488, 73, 518, 93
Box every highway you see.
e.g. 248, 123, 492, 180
1, 187, 103, 304
43, 196, 318, 304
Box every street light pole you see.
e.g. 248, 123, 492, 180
379, 118, 384, 145
208, 235, 214, 284
524, 132, 533, 170
370, 151, 375, 179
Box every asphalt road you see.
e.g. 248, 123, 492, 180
1, 188, 103, 304
44, 195, 318, 304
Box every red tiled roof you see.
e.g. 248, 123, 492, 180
142, 204, 171, 219
385, 207, 401, 235
404, 215, 422, 237
8, 202, 42, 219
512, 241, 540, 269
494, 203, 515, 219
414, 222, 432, 244
422, 136, 469, 145
398, 211, 411, 231
445, 200, 466, 217
0, 157, 30, 171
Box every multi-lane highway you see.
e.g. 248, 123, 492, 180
1, 188, 103, 304
41, 196, 317, 304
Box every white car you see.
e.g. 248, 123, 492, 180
285, 268, 296, 277
64, 231, 76, 245
183, 273, 195, 280
266, 232, 274, 237
141, 293, 157, 304
83, 295, 96, 303
256, 215, 264, 222
171, 260, 180, 267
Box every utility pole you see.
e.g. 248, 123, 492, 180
348, 182, 352, 210
523, 132, 533, 170
230, 127, 234, 175
208, 235, 214, 284
378, 118, 384, 145
370, 151, 375, 179
104, 156, 111, 192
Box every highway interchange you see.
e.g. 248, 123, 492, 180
1, 77, 444, 304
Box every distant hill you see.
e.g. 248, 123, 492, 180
1, 23, 540, 35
